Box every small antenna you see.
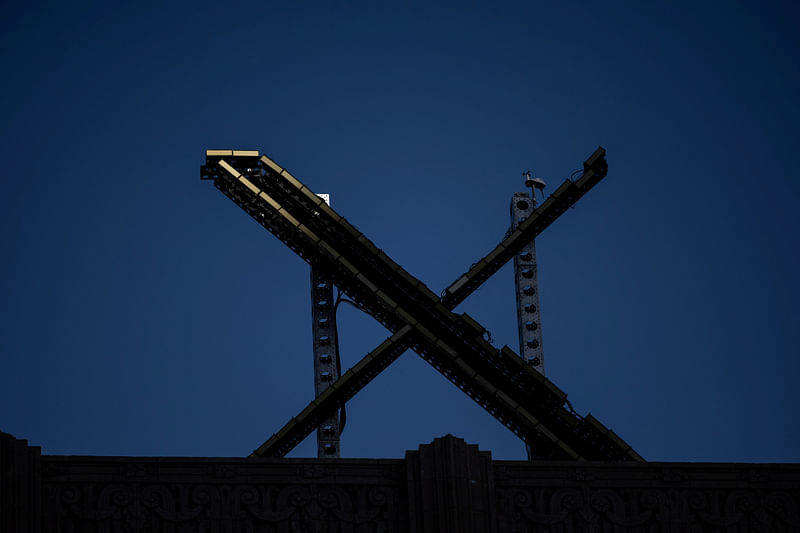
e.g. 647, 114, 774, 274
522, 170, 547, 204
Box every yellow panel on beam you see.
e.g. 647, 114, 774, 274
474, 374, 497, 395
517, 210, 539, 233
555, 439, 582, 461
534, 423, 558, 446
583, 413, 608, 435
238, 176, 260, 195
275, 417, 297, 439
524, 361, 547, 384
454, 357, 476, 378
218, 160, 240, 178
278, 208, 300, 228
357, 273, 378, 293
461, 313, 484, 335
318, 240, 341, 260
298, 224, 320, 243
584, 414, 607, 433
338, 368, 353, 382
253, 439, 275, 456
357, 235, 379, 256
550, 180, 573, 199
624, 446, 646, 462
338, 256, 359, 275
233, 150, 259, 157
374, 337, 395, 354
575, 169, 597, 189
395, 267, 422, 291
496, 390, 519, 411
500, 345, 517, 359
557, 408, 581, 426
416, 283, 439, 304
299, 186, 323, 206
502, 228, 523, 249
606, 428, 631, 451
259, 192, 282, 212
435, 303, 457, 322
280, 170, 303, 190
435, 339, 458, 358
376, 250, 399, 272
349, 351, 375, 375
318, 202, 342, 222
447, 275, 469, 295
484, 244, 506, 265
515, 406, 540, 426
501, 346, 524, 369
339, 220, 362, 240
390, 324, 413, 342
296, 399, 320, 420
466, 262, 485, 280
537, 197, 556, 214
543, 378, 567, 401
326, 376, 342, 392
395, 307, 418, 326
414, 324, 437, 344
260, 155, 283, 174
376, 290, 398, 310
206, 149, 233, 157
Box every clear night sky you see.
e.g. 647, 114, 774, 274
1, 2, 797, 462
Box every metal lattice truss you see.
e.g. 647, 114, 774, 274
200, 148, 643, 462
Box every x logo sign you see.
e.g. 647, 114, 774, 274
201, 148, 642, 462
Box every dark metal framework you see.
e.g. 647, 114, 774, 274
511, 191, 546, 461
200, 148, 642, 461
310, 265, 342, 457
511, 192, 545, 375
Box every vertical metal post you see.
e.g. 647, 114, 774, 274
310, 194, 341, 458
511, 192, 546, 374
511, 191, 546, 459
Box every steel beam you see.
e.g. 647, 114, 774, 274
310, 266, 341, 457
511, 192, 545, 375
201, 147, 641, 461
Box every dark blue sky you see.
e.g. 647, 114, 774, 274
1, 2, 797, 462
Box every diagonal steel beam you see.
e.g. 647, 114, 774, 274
215, 173, 585, 459
202, 148, 642, 461
204, 148, 637, 461
243, 175, 604, 458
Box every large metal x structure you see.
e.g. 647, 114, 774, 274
201, 148, 643, 462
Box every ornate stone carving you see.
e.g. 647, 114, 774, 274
494, 463, 800, 532
4, 433, 799, 532
44, 459, 407, 532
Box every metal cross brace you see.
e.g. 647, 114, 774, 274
201, 148, 642, 461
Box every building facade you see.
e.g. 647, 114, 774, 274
3, 431, 799, 532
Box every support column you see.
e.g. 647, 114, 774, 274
510, 192, 545, 375
310, 269, 341, 457
511, 192, 546, 460
309, 194, 342, 458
